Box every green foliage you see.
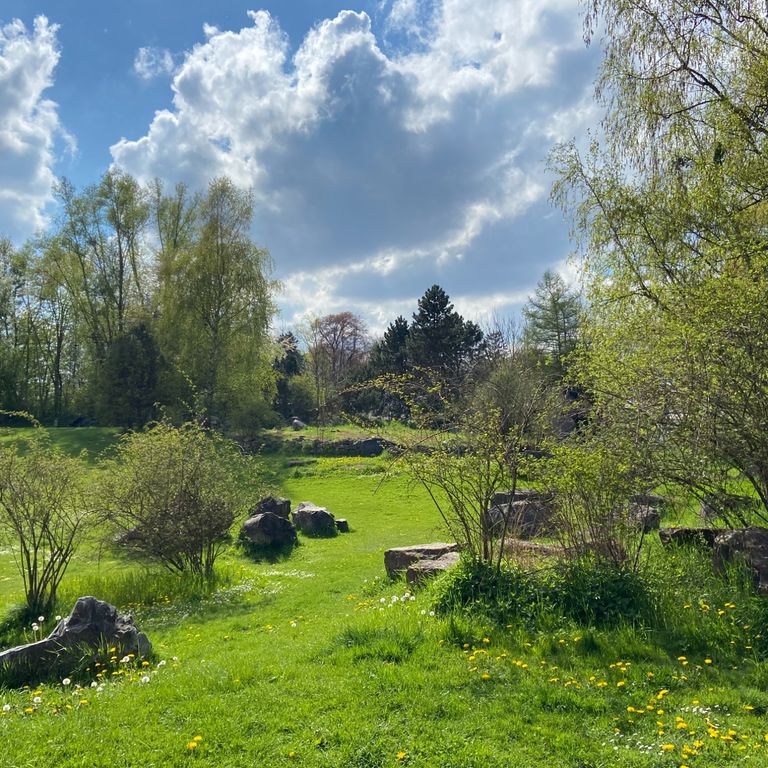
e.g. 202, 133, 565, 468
406, 284, 484, 392
536, 436, 651, 571
552, 1, 768, 522
154, 178, 277, 427
545, 559, 649, 626
94, 323, 161, 427
432, 558, 544, 626
433, 557, 649, 629
99, 422, 250, 576
522, 269, 580, 377
0, 427, 91, 615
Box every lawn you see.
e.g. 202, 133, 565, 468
1, 430, 767, 767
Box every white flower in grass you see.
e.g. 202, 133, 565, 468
2, 704, 10, 712
290, 621, 298, 629
409, 596, 415, 602
90, 682, 98, 689
55, 615, 62, 621
38, 616, 45, 623
33, 696, 41, 704
157, 660, 166, 667
429, 611, 435, 617
420, 609, 427, 615
31, 624, 39, 632
140, 676, 150, 684
379, 597, 386, 604
120, 656, 131, 663
172, 656, 178, 662
391, 595, 398, 603
62, 678, 71, 686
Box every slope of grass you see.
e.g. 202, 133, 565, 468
0, 431, 767, 767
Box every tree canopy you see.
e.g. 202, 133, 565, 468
553, 0, 768, 521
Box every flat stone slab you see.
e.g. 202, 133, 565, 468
406, 552, 460, 585
384, 542, 459, 578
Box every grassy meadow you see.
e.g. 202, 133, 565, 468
0, 430, 768, 767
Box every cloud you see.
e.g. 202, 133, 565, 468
0, 16, 68, 240
112, 1, 598, 330
133, 46, 175, 80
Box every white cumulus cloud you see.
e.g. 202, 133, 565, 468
0, 16, 68, 240
133, 46, 175, 80
112, 1, 597, 327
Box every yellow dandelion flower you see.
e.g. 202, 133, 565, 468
186, 742, 198, 751
396, 751, 408, 761
661, 743, 675, 751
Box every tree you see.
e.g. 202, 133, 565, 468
399, 349, 560, 565
53, 171, 149, 360
154, 178, 276, 425
272, 331, 307, 420
100, 422, 247, 577
369, 316, 409, 375
522, 270, 580, 376
404, 285, 485, 416
553, 0, 768, 522
0, 429, 91, 615
304, 312, 370, 420
95, 323, 161, 427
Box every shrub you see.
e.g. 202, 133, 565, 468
432, 557, 547, 627
545, 558, 650, 625
99, 422, 247, 577
0, 431, 91, 616
433, 556, 649, 629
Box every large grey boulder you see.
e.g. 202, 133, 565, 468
406, 552, 460, 585
250, 495, 291, 520
240, 512, 297, 547
384, 542, 459, 579
630, 505, 661, 533
0, 597, 151, 679
486, 491, 555, 540
659, 527, 719, 548
630, 493, 668, 509
713, 527, 768, 594
293, 502, 336, 536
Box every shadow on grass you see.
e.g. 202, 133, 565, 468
238, 539, 298, 564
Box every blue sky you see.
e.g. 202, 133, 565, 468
0, 1, 600, 332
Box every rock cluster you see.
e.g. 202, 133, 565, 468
239, 496, 349, 547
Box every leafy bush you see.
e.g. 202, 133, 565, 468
545, 559, 650, 625
434, 556, 648, 629
0, 430, 92, 615
99, 422, 248, 577
431, 558, 547, 627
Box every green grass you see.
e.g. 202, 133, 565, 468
1, 431, 768, 766
0, 427, 120, 462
